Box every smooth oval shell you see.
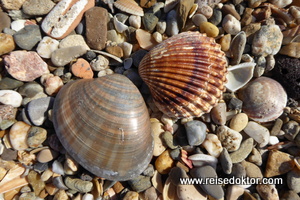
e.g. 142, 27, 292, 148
238, 77, 287, 122
53, 74, 153, 181
139, 31, 227, 118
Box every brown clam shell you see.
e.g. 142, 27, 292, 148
138, 32, 227, 118
238, 76, 287, 123
52, 74, 153, 181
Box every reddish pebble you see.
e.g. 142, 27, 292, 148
70, 58, 93, 79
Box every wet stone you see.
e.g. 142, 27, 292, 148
184, 120, 207, 146
128, 175, 152, 192
13, 25, 42, 50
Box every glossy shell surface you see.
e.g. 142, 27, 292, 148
139, 31, 227, 118
52, 74, 153, 181
238, 76, 287, 122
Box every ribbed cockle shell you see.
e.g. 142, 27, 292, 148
52, 74, 153, 181
139, 32, 227, 118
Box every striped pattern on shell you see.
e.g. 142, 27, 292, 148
52, 74, 153, 181
139, 32, 227, 118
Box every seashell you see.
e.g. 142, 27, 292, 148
52, 74, 153, 181
188, 153, 218, 168
225, 62, 256, 92
113, 15, 128, 33
238, 77, 287, 122
138, 31, 227, 118
113, 0, 144, 16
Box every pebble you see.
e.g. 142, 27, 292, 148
129, 15, 141, 29
192, 14, 207, 27
222, 4, 241, 20
177, 184, 207, 200
170, 148, 181, 160
90, 55, 109, 71
36, 149, 56, 163
0, 90, 22, 107
279, 42, 300, 58
53, 189, 68, 200
52, 160, 65, 175
152, 32, 163, 43
25, 97, 54, 126
226, 185, 244, 200
27, 126, 47, 148
219, 148, 233, 174
228, 97, 243, 110
219, 34, 231, 51
51, 46, 87, 67
230, 138, 254, 163
59, 34, 90, 51
1, 0, 26, 10
217, 126, 242, 152
201, 133, 223, 157
211, 102, 227, 125
281, 190, 300, 200
151, 118, 167, 156
264, 150, 294, 177
177, 0, 194, 30
0, 33, 15, 56
229, 163, 246, 179
166, 10, 179, 36
70, 58, 94, 79
190, 165, 224, 199
40, 74, 64, 96
119, 42, 133, 58
229, 113, 248, 132
241, 160, 263, 179
106, 45, 124, 57
287, 169, 300, 193
188, 153, 218, 168
222, 14, 241, 35
256, 184, 279, 200
18, 82, 47, 106
230, 31, 246, 65
248, 147, 262, 166
156, 20, 167, 34
128, 175, 152, 192
22, 0, 55, 15
199, 21, 219, 38
0, 11, 11, 32
82, 193, 94, 200
27, 170, 46, 196
198, 5, 213, 18
243, 121, 270, 148
123, 191, 139, 200
136, 29, 157, 50
155, 149, 175, 174
64, 176, 93, 193
252, 24, 283, 56
184, 120, 207, 146
143, 13, 159, 32
269, 0, 292, 7
209, 8, 222, 25
13, 25, 42, 50
52, 176, 68, 190
0, 105, 17, 130
8, 121, 30, 151
4, 51, 50, 82
143, 187, 159, 200
85, 7, 108, 50
283, 121, 300, 141
36, 36, 59, 59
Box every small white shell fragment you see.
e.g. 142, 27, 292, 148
113, 15, 128, 33
36, 36, 59, 59
129, 15, 141, 29
113, 0, 144, 16
0, 90, 23, 107
226, 62, 256, 92
9, 121, 31, 151
201, 134, 223, 157
243, 121, 270, 148
10, 19, 27, 32
188, 153, 218, 168
82, 193, 94, 200
269, 135, 279, 145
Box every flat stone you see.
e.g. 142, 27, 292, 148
176, 0, 194, 30
0, 33, 15, 56
243, 121, 270, 148
37, 149, 56, 163
0, 90, 23, 107
128, 175, 152, 192
190, 165, 224, 199
136, 29, 157, 50
0, 77, 24, 90
241, 160, 263, 179
265, 150, 294, 177
219, 148, 233, 174
0, 11, 11, 32
22, 0, 55, 15
36, 36, 59, 59
85, 7, 108, 50
166, 10, 179, 36
230, 138, 254, 163
13, 25, 42, 50
256, 184, 279, 200
51, 46, 87, 67
59, 34, 90, 51
4, 51, 49, 82
143, 12, 159, 32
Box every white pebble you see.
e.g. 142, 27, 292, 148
52, 160, 65, 175
201, 134, 223, 157
153, 32, 163, 43
156, 20, 167, 34
82, 193, 94, 200
129, 15, 141, 29
90, 55, 109, 71
243, 121, 270, 148
9, 121, 31, 151
188, 153, 218, 169
119, 42, 133, 58
0, 90, 23, 107
37, 36, 59, 59
222, 14, 241, 35
10, 19, 26, 32
269, 135, 280, 145
114, 15, 128, 33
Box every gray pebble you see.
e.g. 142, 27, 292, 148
229, 163, 246, 179
254, 56, 266, 77
128, 175, 152, 192
33, 162, 49, 173
142, 13, 159, 32
22, 0, 55, 15
51, 46, 87, 67
192, 14, 207, 27
209, 9, 222, 25
184, 120, 207, 146
222, 14, 241, 35
162, 131, 178, 149
13, 25, 42, 50
166, 10, 179, 36
228, 97, 243, 110
248, 147, 262, 166
26, 97, 54, 126
270, 118, 283, 136
132, 49, 148, 67
0, 77, 24, 90
219, 148, 233, 174
230, 138, 254, 163
27, 126, 47, 148
230, 31, 246, 65
211, 102, 226, 125
124, 68, 143, 87
53, 176, 69, 190
283, 120, 300, 141
142, 164, 154, 177
169, 167, 188, 186
170, 148, 181, 160
190, 165, 224, 199
1, 147, 17, 161
0, 11, 11, 32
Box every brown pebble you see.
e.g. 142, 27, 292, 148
0, 33, 15, 56
37, 149, 57, 163
27, 170, 46, 196
155, 149, 175, 174
70, 58, 94, 79
265, 150, 295, 177
85, 7, 108, 50
106, 45, 124, 58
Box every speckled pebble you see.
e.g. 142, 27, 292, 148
256, 184, 279, 200
0, 33, 15, 56
200, 21, 219, 38
155, 149, 175, 174
64, 176, 93, 193
128, 175, 152, 192
229, 113, 248, 132
265, 150, 294, 177
0, 90, 23, 107
9, 121, 31, 150
0, 105, 17, 129
230, 138, 254, 163
184, 120, 207, 146
211, 102, 226, 125
217, 125, 242, 152
222, 14, 241, 35
4, 51, 50, 82
59, 34, 90, 51
243, 121, 270, 148
198, 5, 213, 18
27, 126, 47, 148
22, 0, 55, 15
70, 58, 94, 79
201, 133, 223, 157
26, 97, 54, 126
51, 46, 87, 67
36, 36, 59, 59
40, 74, 64, 96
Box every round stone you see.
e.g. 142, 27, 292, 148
222, 14, 241, 35
229, 113, 248, 132
70, 58, 94, 79
0, 90, 22, 107
9, 121, 31, 151
36, 36, 59, 59
0, 33, 15, 55
155, 149, 175, 174
200, 22, 219, 38
27, 126, 47, 148
26, 97, 54, 126
184, 120, 207, 146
